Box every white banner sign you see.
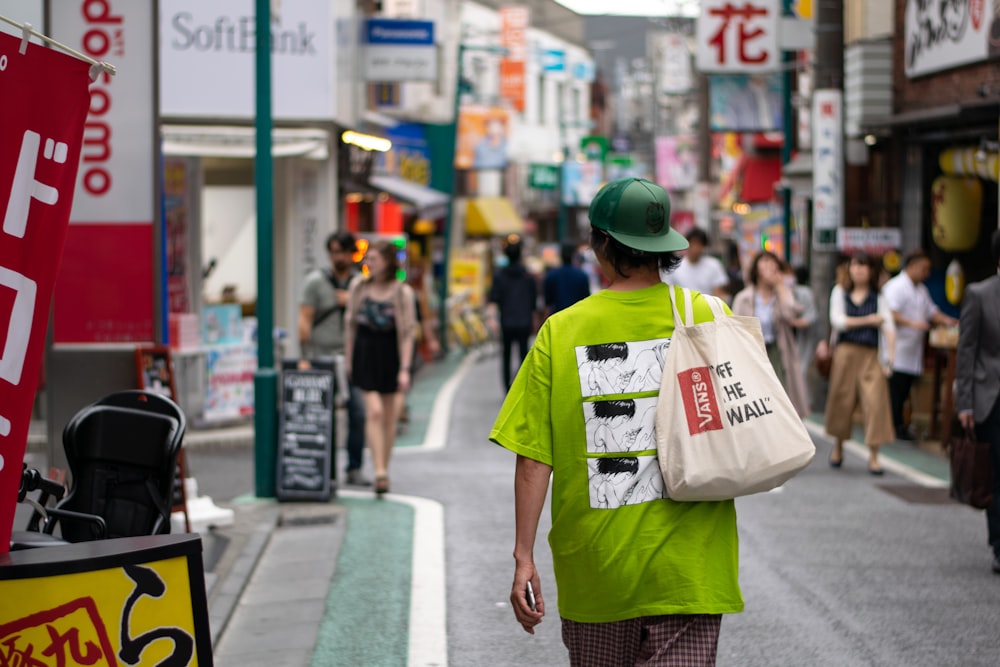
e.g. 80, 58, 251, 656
904, 0, 990, 78
653, 32, 692, 94
837, 227, 902, 255
160, 0, 335, 119
696, 0, 779, 73
363, 46, 437, 81
51, 0, 155, 224
812, 89, 843, 249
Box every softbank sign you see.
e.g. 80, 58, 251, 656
169, 14, 317, 55
159, 0, 335, 119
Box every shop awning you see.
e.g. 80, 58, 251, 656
161, 125, 329, 159
368, 174, 450, 219
466, 197, 524, 236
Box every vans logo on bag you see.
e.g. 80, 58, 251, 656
677, 367, 723, 435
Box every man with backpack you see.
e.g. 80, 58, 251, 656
299, 231, 368, 485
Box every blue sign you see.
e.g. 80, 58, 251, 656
572, 61, 595, 81
365, 19, 434, 46
540, 49, 565, 72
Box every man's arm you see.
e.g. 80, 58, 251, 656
956, 287, 982, 429
510, 454, 551, 634
298, 304, 316, 369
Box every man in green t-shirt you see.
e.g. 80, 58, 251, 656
491, 178, 743, 666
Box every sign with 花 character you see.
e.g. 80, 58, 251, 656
696, 0, 780, 73
0, 31, 92, 553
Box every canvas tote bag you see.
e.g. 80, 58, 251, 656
655, 287, 816, 501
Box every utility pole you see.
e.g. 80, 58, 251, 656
812, 0, 844, 340
253, 0, 277, 497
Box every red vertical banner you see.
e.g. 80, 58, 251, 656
0, 33, 92, 552
50, 1, 156, 344
500, 5, 529, 112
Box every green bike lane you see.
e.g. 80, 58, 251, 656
310, 350, 470, 667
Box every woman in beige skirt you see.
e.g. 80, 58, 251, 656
824, 253, 896, 474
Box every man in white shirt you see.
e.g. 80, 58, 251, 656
660, 228, 730, 298
882, 249, 959, 440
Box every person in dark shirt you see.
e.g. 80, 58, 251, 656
543, 242, 592, 318
489, 240, 538, 390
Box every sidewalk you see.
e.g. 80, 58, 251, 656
209, 349, 469, 666
21, 349, 470, 666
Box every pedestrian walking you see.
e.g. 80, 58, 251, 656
543, 241, 591, 318
489, 240, 538, 390
790, 264, 819, 379
731, 251, 810, 416
345, 240, 417, 496
298, 231, 368, 485
955, 229, 1000, 575
882, 249, 959, 440
825, 253, 896, 475
660, 228, 730, 299
491, 177, 743, 666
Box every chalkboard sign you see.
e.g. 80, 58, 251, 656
276, 368, 335, 501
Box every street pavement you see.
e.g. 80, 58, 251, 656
20, 346, 1000, 666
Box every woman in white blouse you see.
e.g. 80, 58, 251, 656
824, 253, 896, 475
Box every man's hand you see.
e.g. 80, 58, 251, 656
510, 563, 544, 634
959, 410, 976, 431
336, 288, 350, 307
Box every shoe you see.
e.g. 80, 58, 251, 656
895, 427, 917, 442
992, 557, 1000, 574
346, 469, 372, 486
829, 452, 843, 469
868, 466, 885, 476
374, 475, 390, 497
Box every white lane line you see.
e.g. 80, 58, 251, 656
400, 350, 479, 453
338, 490, 448, 667
803, 420, 948, 488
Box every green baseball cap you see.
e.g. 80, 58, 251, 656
588, 177, 688, 253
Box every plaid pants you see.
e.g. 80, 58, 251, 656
561, 614, 722, 667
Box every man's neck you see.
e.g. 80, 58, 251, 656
606, 266, 661, 291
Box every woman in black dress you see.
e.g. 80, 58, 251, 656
345, 240, 416, 495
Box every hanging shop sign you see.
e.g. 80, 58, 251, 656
362, 18, 437, 81
528, 164, 559, 190
812, 89, 843, 249
500, 5, 529, 112
696, 0, 780, 73
836, 227, 902, 255
904, 0, 991, 78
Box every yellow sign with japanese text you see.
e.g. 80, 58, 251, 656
0, 556, 200, 666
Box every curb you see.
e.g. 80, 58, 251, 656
802, 420, 949, 488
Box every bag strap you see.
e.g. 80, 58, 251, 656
669, 287, 726, 328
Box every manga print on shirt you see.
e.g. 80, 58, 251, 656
583, 396, 658, 454
575, 339, 672, 398
588, 455, 665, 509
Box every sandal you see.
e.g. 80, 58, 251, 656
375, 475, 390, 496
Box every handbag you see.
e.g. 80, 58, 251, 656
655, 287, 816, 501
948, 427, 994, 509
814, 338, 833, 379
